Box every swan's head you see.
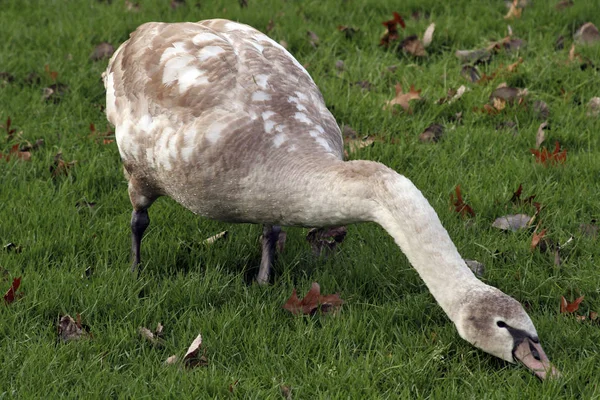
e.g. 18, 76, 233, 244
454, 287, 559, 380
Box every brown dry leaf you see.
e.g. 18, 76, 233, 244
20, 139, 45, 152
450, 185, 475, 218
306, 226, 347, 256
337, 25, 359, 39
455, 49, 491, 64
492, 214, 532, 231
380, 12, 405, 47
531, 228, 547, 250
533, 100, 550, 120
170, 0, 185, 9
490, 86, 528, 105
204, 231, 228, 245
422, 23, 435, 48
493, 97, 507, 111
574, 22, 600, 45
437, 86, 467, 105
506, 57, 524, 72
587, 97, 600, 117
555, 0, 573, 10
3, 277, 21, 305
345, 137, 376, 155
42, 83, 69, 103
90, 42, 115, 61
283, 282, 344, 316
384, 84, 422, 112
401, 35, 427, 57
307, 31, 320, 48
461, 65, 481, 83
509, 184, 536, 205
504, 0, 523, 19
164, 355, 178, 365
536, 121, 548, 149
560, 296, 584, 313
184, 332, 208, 368
280, 385, 292, 400
50, 153, 76, 178
58, 314, 90, 342
125, 0, 140, 11
139, 325, 164, 347
419, 124, 444, 143
579, 221, 598, 238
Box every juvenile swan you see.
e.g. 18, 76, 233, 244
104, 19, 558, 379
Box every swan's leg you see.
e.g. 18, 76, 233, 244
257, 224, 281, 285
131, 208, 150, 272
127, 178, 156, 273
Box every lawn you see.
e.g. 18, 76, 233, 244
1, 0, 599, 398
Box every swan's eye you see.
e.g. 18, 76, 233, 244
496, 321, 507, 328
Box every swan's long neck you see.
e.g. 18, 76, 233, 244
312, 160, 483, 322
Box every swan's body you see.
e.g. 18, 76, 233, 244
104, 19, 557, 379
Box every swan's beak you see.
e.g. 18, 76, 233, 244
513, 338, 560, 380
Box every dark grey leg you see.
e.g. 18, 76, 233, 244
257, 224, 281, 285
131, 208, 150, 273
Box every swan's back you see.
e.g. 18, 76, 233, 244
104, 20, 344, 223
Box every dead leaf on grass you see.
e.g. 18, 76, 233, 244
533, 100, 550, 121
90, 42, 115, 61
204, 231, 228, 245
422, 23, 435, 48
531, 227, 547, 250
419, 124, 444, 143
489, 86, 528, 105
3, 277, 22, 305
555, 0, 573, 10
307, 31, 320, 48
504, 0, 523, 19
306, 226, 347, 256
50, 152, 77, 178
280, 385, 292, 400
536, 121, 548, 149
579, 221, 598, 238
455, 49, 491, 64
170, 0, 185, 9
380, 12, 405, 47
283, 282, 344, 316
139, 323, 164, 347
125, 0, 140, 11
450, 185, 475, 218
492, 214, 532, 231
530, 141, 567, 166
338, 25, 359, 39
42, 83, 69, 103
400, 35, 426, 57
574, 22, 600, 45
58, 314, 91, 341
384, 84, 422, 112
587, 97, 600, 117
560, 296, 584, 314
183, 333, 208, 368
461, 65, 481, 83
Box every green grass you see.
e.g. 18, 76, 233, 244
1, 0, 600, 398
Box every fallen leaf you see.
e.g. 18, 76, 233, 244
461, 65, 481, 83
1, 116, 17, 138
555, 0, 573, 10
58, 314, 90, 341
345, 136, 376, 155
450, 185, 475, 218
42, 83, 69, 103
579, 221, 598, 238
306, 226, 347, 256
419, 124, 444, 143
170, 0, 185, 9
3, 243, 22, 253
492, 214, 532, 231
90, 42, 115, 61
283, 282, 344, 316
125, 0, 140, 11
352, 80, 373, 91
555, 35, 565, 50
280, 385, 292, 400
0, 72, 15, 85
509, 184, 536, 205
139, 326, 164, 347
184, 332, 208, 368
437, 86, 467, 105
587, 97, 600, 117
50, 152, 77, 177
533, 100, 550, 121
44, 64, 58, 81
531, 228, 547, 250
307, 31, 319, 48
489, 86, 528, 105
574, 22, 600, 45
455, 49, 491, 64
384, 84, 422, 112
422, 23, 435, 48
3, 277, 21, 305
464, 259, 485, 276
380, 12, 405, 47
204, 231, 228, 245
506, 57, 524, 72
400, 35, 427, 57
496, 120, 518, 134
20, 138, 45, 152
337, 25, 359, 39
504, 0, 523, 19
164, 355, 178, 365
228, 380, 239, 393
530, 141, 567, 166
560, 295, 584, 313
535, 121, 548, 149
